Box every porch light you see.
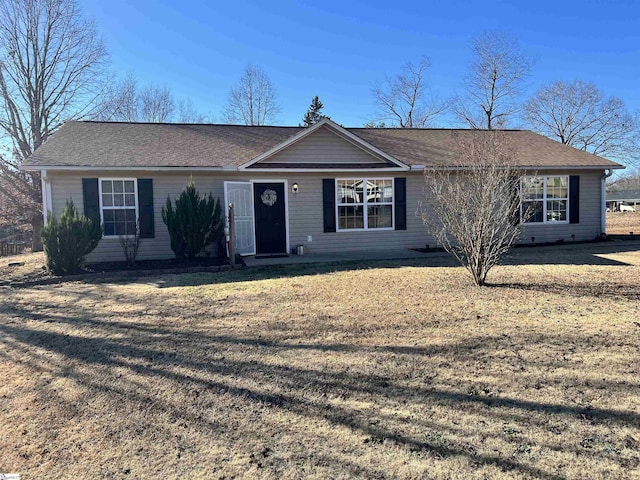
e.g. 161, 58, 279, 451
292, 182, 299, 194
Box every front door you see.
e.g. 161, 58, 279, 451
254, 182, 287, 255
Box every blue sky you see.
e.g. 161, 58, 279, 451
79, 0, 640, 127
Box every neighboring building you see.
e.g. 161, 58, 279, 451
606, 189, 640, 212
21, 118, 623, 262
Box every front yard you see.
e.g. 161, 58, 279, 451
1, 244, 639, 479
607, 211, 640, 235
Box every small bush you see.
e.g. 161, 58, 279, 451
161, 181, 224, 260
41, 200, 102, 275
119, 220, 142, 266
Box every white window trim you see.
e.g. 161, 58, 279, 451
98, 177, 139, 237
335, 178, 394, 232
520, 175, 570, 225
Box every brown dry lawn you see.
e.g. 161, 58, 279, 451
1, 244, 640, 479
607, 211, 640, 235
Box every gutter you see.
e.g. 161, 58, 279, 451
602, 169, 615, 234
21, 164, 625, 173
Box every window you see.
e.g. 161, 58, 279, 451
336, 178, 393, 230
99, 178, 138, 236
521, 176, 569, 223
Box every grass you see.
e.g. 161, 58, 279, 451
607, 211, 640, 235
0, 251, 48, 283
1, 243, 640, 479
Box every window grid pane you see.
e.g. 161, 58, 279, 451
101, 179, 137, 236
337, 179, 363, 205
522, 177, 544, 200
338, 206, 364, 229
547, 199, 567, 222
523, 201, 544, 223
547, 176, 568, 199
368, 205, 392, 228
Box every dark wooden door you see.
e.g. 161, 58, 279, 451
254, 183, 286, 255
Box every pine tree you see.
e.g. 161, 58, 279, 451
161, 181, 224, 260
302, 96, 325, 126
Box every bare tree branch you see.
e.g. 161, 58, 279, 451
176, 98, 207, 123
420, 132, 529, 286
524, 80, 639, 167
0, 0, 108, 250
223, 64, 280, 126
98, 74, 207, 124
139, 83, 174, 123
455, 31, 534, 129
371, 56, 447, 128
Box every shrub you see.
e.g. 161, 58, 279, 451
161, 181, 224, 260
41, 200, 102, 275
119, 220, 142, 266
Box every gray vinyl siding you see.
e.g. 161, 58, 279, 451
49, 172, 226, 263
256, 126, 389, 165
287, 173, 429, 252
46, 169, 606, 263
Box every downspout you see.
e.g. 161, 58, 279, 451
601, 169, 614, 235
40, 169, 52, 225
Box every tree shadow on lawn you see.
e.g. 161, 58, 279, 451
1, 300, 639, 478
488, 280, 640, 301
139, 242, 639, 289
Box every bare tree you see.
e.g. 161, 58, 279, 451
102, 75, 208, 123
104, 73, 139, 122
176, 98, 207, 123
0, 0, 108, 250
455, 31, 534, 129
421, 132, 527, 286
139, 84, 174, 123
523, 80, 638, 166
223, 64, 280, 125
372, 57, 447, 128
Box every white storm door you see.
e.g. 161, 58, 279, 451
224, 181, 256, 255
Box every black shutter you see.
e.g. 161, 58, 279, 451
82, 178, 100, 226
137, 179, 155, 238
322, 179, 336, 233
394, 177, 407, 230
569, 175, 580, 224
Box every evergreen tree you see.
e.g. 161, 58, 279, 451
41, 200, 102, 275
302, 96, 325, 126
161, 181, 224, 260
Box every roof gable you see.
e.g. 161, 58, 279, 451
240, 119, 409, 171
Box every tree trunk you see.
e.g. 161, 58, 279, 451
31, 216, 43, 251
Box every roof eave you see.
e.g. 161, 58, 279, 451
423, 164, 625, 171
20, 165, 239, 172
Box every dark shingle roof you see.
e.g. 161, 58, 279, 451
23, 121, 623, 170
27, 122, 302, 168
352, 128, 622, 169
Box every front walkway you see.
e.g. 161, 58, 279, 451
242, 248, 440, 267
241, 238, 640, 267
